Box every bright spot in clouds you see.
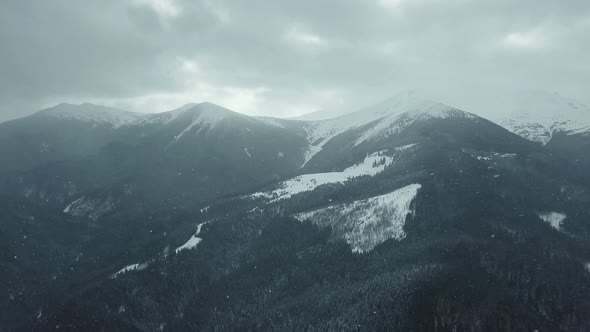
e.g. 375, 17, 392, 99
144, 0, 181, 17
286, 26, 325, 46
502, 29, 546, 50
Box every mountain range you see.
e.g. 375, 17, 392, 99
1, 91, 590, 331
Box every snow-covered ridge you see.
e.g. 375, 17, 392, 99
37, 102, 254, 135
353, 106, 476, 146
301, 91, 474, 164
500, 118, 590, 145
172, 103, 238, 140
294, 183, 421, 253
40, 103, 145, 128
495, 92, 590, 144
251, 145, 415, 202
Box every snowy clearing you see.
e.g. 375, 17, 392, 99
294, 183, 421, 253
251, 146, 414, 202
175, 222, 208, 254
538, 211, 566, 231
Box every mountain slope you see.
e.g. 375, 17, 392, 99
3, 95, 590, 331
36, 95, 590, 331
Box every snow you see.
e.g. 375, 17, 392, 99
42, 103, 145, 128
462, 149, 517, 161
62, 196, 116, 220
495, 91, 590, 144
294, 183, 421, 252
301, 91, 474, 165
172, 103, 198, 113
63, 197, 84, 213
251, 146, 414, 202
244, 148, 252, 158
110, 262, 149, 278
353, 107, 476, 146
538, 211, 566, 231
255, 116, 288, 128
175, 236, 202, 253
108, 222, 208, 279
175, 222, 207, 254
292, 107, 354, 121
173, 103, 233, 141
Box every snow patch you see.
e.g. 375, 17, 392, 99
175, 222, 208, 254
63, 197, 84, 213
110, 262, 149, 279
252, 146, 414, 202
294, 183, 421, 252
462, 149, 517, 161
62, 196, 116, 220
109, 222, 209, 279
538, 211, 566, 231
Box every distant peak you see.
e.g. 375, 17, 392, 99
38, 103, 144, 128
53, 102, 77, 108
352, 91, 459, 121
169, 102, 253, 141
171, 101, 234, 115
197, 101, 224, 108
176, 103, 198, 111
496, 90, 590, 142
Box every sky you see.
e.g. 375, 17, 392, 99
1, 0, 589, 122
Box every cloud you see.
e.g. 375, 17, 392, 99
0, 0, 589, 121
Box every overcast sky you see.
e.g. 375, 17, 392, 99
1, 0, 589, 121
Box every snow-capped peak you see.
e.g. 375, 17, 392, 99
170, 102, 249, 140
302, 91, 474, 164
495, 91, 590, 144
39, 103, 145, 128
173, 103, 199, 113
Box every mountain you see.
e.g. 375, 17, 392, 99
491, 91, 590, 184
0, 101, 308, 209
494, 91, 590, 145
0, 103, 140, 174
0, 101, 310, 330
3, 94, 590, 331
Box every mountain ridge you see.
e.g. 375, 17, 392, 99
3, 91, 590, 330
